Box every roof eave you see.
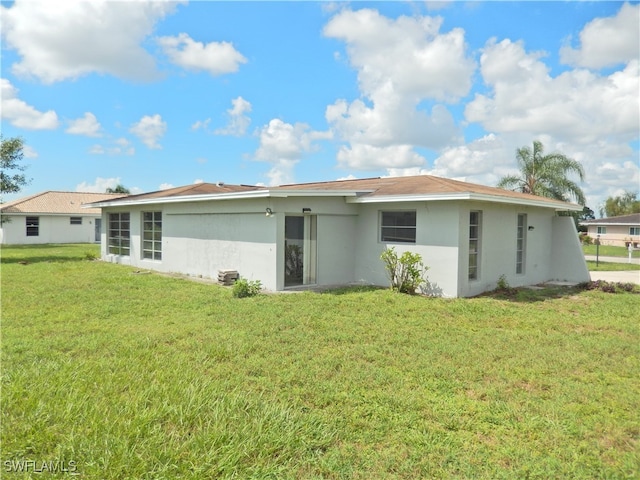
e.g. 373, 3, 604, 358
347, 192, 581, 210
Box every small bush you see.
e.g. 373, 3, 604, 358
496, 274, 509, 291
581, 234, 593, 245
380, 247, 428, 294
84, 251, 98, 261
232, 278, 262, 298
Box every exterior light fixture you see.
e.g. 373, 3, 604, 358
528, 226, 534, 231
265, 208, 273, 217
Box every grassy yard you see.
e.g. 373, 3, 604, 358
583, 244, 640, 258
1, 244, 639, 479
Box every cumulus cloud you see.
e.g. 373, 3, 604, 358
255, 119, 332, 185
560, 3, 640, 69
324, 9, 474, 101
89, 137, 135, 156
215, 96, 252, 136
0, 0, 181, 83
0, 78, 59, 130
76, 177, 121, 193
191, 118, 211, 131
130, 114, 167, 149
323, 8, 472, 171
158, 183, 175, 190
466, 39, 639, 145
23, 145, 38, 159
157, 33, 247, 76
66, 112, 101, 137
336, 144, 426, 171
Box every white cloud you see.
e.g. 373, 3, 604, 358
89, 137, 134, 156
255, 118, 332, 185
157, 33, 247, 76
66, 112, 101, 137
323, 8, 472, 171
0, 0, 181, 83
0, 78, 59, 129
159, 183, 175, 190
193, 179, 204, 184
215, 96, 252, 136
191, 118, 211, 131
23, 145, 38, 158
560, 3, 640, 69
324, 9, 474, 101
76, 177, 122, 193
336, 144, 426, 171
130, 114, 167, 149
466, 39, 640, 145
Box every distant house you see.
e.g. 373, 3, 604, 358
86, 175, 589, 297
0, 191, 125, 245
580, 213, 640, 247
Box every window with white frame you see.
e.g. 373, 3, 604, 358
108, 212, 130, 255
26, 216, 39, 236
380, 211, 416, 243
70, 217, 82, 225
142, 211, 162, 260
630, 227, 640, 236
516, 214, 527, 274
597, 226, 607, 235
469, 211, 481, 281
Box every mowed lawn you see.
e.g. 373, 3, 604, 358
1, 244, 639, 479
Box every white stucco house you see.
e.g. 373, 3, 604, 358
0, 191, 125, 245
580, 213, 640, 247
86, 175, 589, 297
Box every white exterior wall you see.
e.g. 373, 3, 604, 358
353, 202, 461, 297
0, 214, 99, 244
99, 196, 588, 296
550, 216, 590, 283
458, 204, 555, 297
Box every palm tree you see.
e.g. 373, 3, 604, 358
497, 140, 586, 205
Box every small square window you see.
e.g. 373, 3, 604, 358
70, 217, 82, 225
380, 211, 416, 243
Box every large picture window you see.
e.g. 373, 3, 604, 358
380, 211, 416, 243
26, 216, 39, 237
469, 211, 481, 281
516, 214, 527, 274
142, 211, 162, 261
108, 212, 130, 256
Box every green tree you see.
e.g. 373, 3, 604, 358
106, 184, 130, 194
497, 140, 586, 205
599, 191, 640, 218
1, 135, 30, 196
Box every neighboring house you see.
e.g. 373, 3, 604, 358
580, 213, 640, 247
86, 175, 589, 298
0, 191, 125, 245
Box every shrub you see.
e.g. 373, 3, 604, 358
579, 280, 639, 294
581, 234, 593, 245
232, 278, 262, 298
380, 247, 428, 294
496, 274, 509, 291
84, 251, 98, 261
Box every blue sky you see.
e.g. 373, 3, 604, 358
1, 1, 638, 214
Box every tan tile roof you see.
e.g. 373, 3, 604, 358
0, 191, 126, 215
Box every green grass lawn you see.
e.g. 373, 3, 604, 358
587, 261, 640, 272
2, 244, 639, 479
583, 244, 640, 258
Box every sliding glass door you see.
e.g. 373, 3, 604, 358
284, 215, 317, 287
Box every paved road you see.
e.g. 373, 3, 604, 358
583, 255, 640, 284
